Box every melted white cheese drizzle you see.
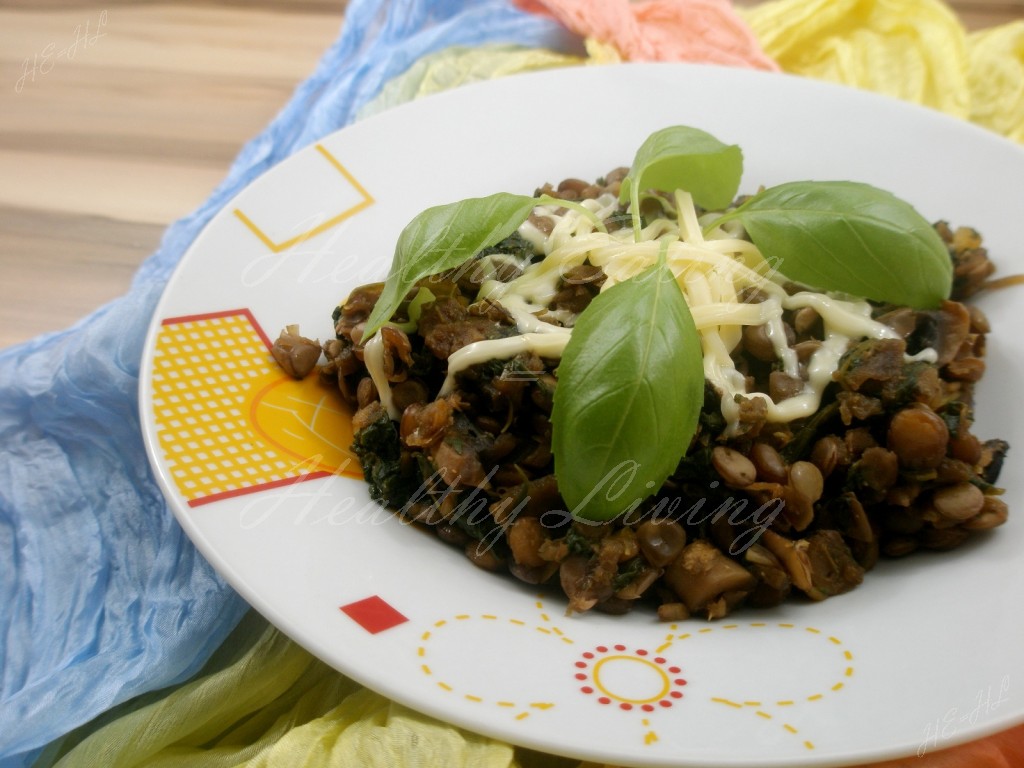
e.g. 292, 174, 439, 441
369, 190, 934, 433
363, 333, 398, 419
438, 332, 570, 397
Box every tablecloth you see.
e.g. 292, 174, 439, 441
1, 1, 1022, 766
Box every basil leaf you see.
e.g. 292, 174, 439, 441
364, 192, 537, 338
716, 181, 952, 309
551, 264, 703, 521
621, 125, 743, 236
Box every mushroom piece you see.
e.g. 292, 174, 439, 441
657, 602, 690, 622
802, 530, 865, 598
743, 543, 792, 608
400, 398, 453, 448
826, 492, 875, 543
489, 474, 563, 523
705, 591, 750, 620
662, 540, 756, 617
426, 413, 498, 489
556, 532, 640, 613
320, 338, 362, 395
759, 529, 815, 596
560, 555, 613, 614
761, 529, 863, 601
613, 563, 663, 601
910, 300, 971, 367
430, 425, 488, 487
270, 325, 321, 379
379, 325, 415, 382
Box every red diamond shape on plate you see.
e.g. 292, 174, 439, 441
340, 595, 408, 634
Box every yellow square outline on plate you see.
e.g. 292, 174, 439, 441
233, 144, 374, 254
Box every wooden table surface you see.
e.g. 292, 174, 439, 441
1, 0, 1021, 350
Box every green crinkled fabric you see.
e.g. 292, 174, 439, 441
356, 43, 583, 120
34, 612, 557, 768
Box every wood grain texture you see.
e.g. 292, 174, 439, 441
0, 0, 1021, 349
0, 2, 344, 348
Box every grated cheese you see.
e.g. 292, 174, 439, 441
370, 191, 931, 433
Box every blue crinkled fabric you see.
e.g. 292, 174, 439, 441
0, 2, 572, 766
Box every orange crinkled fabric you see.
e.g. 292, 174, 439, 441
526, 0, 1023, 145
513, 0, 779, 69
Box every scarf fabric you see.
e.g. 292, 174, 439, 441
3, 0, 1022, 766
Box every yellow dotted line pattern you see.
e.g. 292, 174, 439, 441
417, 612, 571, 721
534, 598, 575, 643
658, 622, 855, 751
642, 718, 658, 745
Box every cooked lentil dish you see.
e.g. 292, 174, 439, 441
280, 155, 1010, 622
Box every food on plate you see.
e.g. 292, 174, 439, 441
291, 126, 1010, 620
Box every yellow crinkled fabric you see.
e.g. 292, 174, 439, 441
739, 0, 1024, 143
966, 21, 1024, 143
34, 612, 546, 768
739, 0, 971, 117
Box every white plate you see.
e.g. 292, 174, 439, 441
140, 63, 1024, 767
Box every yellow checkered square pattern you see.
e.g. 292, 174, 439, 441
151, 313, 294, 504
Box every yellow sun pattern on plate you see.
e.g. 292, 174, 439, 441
411, 596, 855, 752
150, 309, 361, 506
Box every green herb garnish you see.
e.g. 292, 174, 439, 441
364, 193, 606, 339
710, 180, 952, 308
364, 192, 539, 339
620, 125, 743, 238
550, 254, 703, 521
361, 125, 955, 522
